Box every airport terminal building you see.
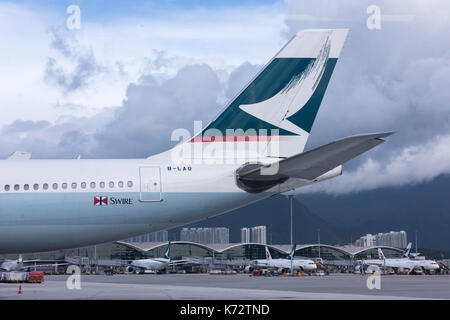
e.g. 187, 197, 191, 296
114, 241, 404, 261
0, 241, 404, 271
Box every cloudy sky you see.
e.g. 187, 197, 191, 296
1, 0, 450, 195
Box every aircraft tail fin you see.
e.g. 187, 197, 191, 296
265, 246, 272, 260
402, 242, 412, 258
164, 241, 171, 260
183, 29, 348, 159
378, 248, 386, 260
288, 244, 296, 260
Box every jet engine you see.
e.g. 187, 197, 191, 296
125, 266, 134, 273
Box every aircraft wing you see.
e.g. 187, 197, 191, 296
168, 258, 199, 266
7, 151, 32, 160
20, 262, 69, 270
236, 132, 393, 193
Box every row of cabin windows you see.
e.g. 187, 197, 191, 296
2, 181, 134, 192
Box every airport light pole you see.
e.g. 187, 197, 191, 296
415, 230, 418, 254
288, 195, 293, 246
318, 229, 321, 260
94, 245, 98, 274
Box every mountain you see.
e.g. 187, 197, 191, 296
298, 174, 450, 251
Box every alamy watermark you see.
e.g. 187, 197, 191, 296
365, 265, 381, 290
66, 4, 81, 30
170, 121, 281, 175
367, 4, 415, 30
66, 265, 81, 290
366, 5, 381, 30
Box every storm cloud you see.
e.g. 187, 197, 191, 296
44, 27, 104, 93
283, 0, 450, 194
0, 62, 230, 159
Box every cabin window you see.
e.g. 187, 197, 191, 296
81, 182, 86, 189
43, 183, 49, 190
71, 182, 77, 189
100, 181, 105, 188
14, 184, 20, 191
62, 183, 68, 189
24, 184, 29, 191
118, 181, 124, 188
4, 185, 10, 191
127, 181, 133, 188
90, 182, 96, 189
109, 181, 114, 188
52, 183, 58, 190
33, 184, 39, 190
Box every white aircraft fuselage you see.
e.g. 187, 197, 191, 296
0, 259, 23, 272
0, 159, 276, 253
253, 258, 317, 272
128, 258, 170, 272
361, 258, 440, 271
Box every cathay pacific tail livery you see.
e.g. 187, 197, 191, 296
0, 29, 393, 254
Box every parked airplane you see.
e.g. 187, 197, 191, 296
251, 245, 317, 273
0, 255, 67, 272
360, 247, 440, 274
126, 241, 189, 274
126, 241, 171, 274
0, 29, 393, 254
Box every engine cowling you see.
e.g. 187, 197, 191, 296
125, 266, 134, 273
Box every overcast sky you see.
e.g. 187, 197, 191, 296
1, 0, 450, 195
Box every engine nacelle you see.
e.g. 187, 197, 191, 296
244, 265, 253, 273
125, 266, 134, 273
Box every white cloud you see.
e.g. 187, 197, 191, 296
299, 134, 450, 195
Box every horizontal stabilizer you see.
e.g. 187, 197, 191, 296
236, 132, 393, 192
7, 151, 32, 160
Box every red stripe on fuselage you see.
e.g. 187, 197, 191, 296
188, 136, 290, 143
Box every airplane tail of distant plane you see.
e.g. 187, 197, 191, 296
164, 241, 171, 260
378, 248, 386, 260
288, 244, 296, 260
402, 242, 412, 258
265, 246, 272, 260
187, 29, 349, 159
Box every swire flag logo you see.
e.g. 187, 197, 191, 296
94, 196, 108, 206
